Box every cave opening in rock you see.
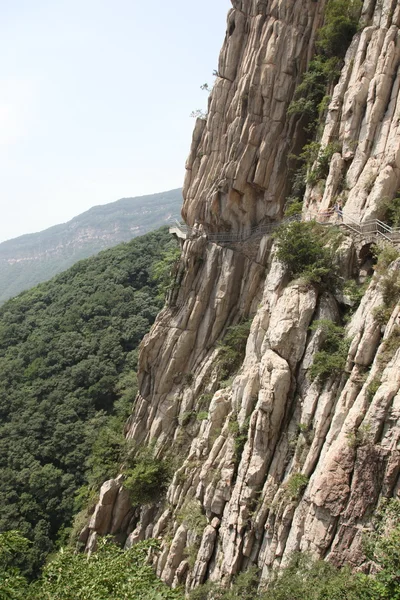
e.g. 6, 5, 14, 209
359, 242, 376, 278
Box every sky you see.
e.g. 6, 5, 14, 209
0, 0, 231, 242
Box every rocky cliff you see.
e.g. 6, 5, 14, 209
83, 0, 400, 592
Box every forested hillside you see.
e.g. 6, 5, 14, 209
0, 227, 178, 575
0, 188, 182, 304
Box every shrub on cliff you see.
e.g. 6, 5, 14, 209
383, 195, 400, 227
309, 320, 350, 382
287, 56, 338, 125
318, 0, 361, 59
274, 221, 338, 289
217, 320, 252, 381
288, 0, 360, 132
123, 446, 170, 506
190, 554, 372, 600
1, 533, 183, 599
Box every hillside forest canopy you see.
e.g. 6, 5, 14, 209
0, 226, 179, 576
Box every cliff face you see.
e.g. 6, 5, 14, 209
84, 0, 400, 591
183, 0, 328, 231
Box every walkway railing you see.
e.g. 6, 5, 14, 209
169, 210, 400, 247
308, 208, 400, 244
169, 215, 301, 243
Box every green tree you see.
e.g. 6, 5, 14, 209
36, 539, 183, 600
0, 227, 178, 575
309, 320, 350, 382
318, 0, 361, 59
274, 221, 338, 288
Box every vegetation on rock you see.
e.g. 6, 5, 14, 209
190, 521, 400, 599
288, 0, 361, 130
123, 445, 171, 506
274, 221, 340, 289
217, 320, 252, 381
4, 520, 400, 600
309, 319, 350, 382
317, 0, 361, 59
372, 244, 400, 327
1, 535, 182, 599
382, 195, 400, 227
285, 0, 361, 213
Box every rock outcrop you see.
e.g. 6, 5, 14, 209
84, 0, 400, 591
183, 0, 328, 232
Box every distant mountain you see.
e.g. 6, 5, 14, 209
0, 188, 182, 304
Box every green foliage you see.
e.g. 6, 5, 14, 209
288, 56, 339, 128
317, 0, 361, 58
380, 270, 400, 308
366, 377, 381, 402
0, 531, 31, 567
285, 473, 309, 500
383, 195, 400, 227
189, 567, 259, 600
370, 244, 400, 328
373, 244, 400, 274
346, 423, 372, 449
196, 411, 209, 421
1, 534, 181, 599
365, 501, 400, 599
372, 527, 400, 599
372, 304, 393, 327
198, 393, 213, 410
0, 531, 31, 599
217, 321, 252, 380
378, 326, 400, 371
261, 553, 372, 600
284, 199, 303, 217
274, 221, 338, 288
36, 539, 183, 599
229, 415, 250, 461
123, 446, 170, 506
0, 227, 175, 575
191, 555, 373, 600
288, 0, 360, 135
344, 278, 370, 310
307, 142, 341, 185
309, 320, 350, 382
177, 499, 207, 535
152, 245, 181, 300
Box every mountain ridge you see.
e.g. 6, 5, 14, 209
0, 188, 182, 303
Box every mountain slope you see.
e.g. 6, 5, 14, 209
0, 226, 178, 575
0, 188, 182, 304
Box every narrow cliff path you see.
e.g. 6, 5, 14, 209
170, 210, 400, 247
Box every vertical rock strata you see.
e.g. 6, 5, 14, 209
183, 0, 328, 231
305, 0, 400, 219
85, 0, 400, 591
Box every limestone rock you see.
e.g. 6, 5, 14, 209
89, 479, 121, 535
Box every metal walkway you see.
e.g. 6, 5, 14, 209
169, 209, 400, 247
169, 214, 301, 243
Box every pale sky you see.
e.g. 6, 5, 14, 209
0, 0, 231, 242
